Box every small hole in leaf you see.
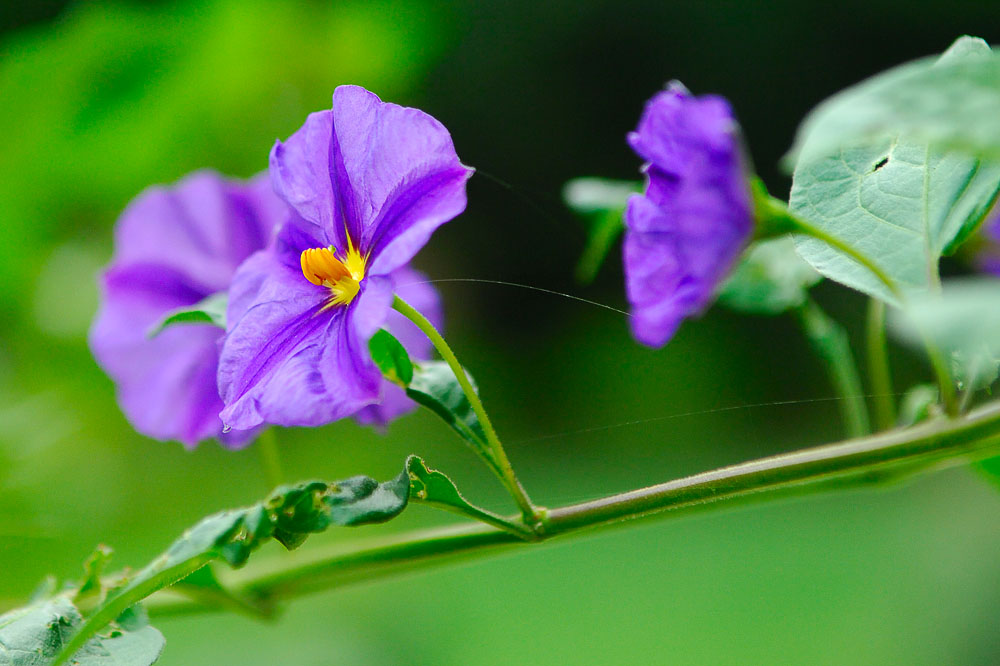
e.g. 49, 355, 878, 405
872, 157, 889, 172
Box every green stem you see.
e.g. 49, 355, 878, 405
145, 399, 1000, 618
392, 295, 540, 525
412, 497, 535, 540
257, 429, 284, 489
54, 553, 215, 665
926, 339, 959, 417
795, 299, 870, 438
866, 299, 896, 430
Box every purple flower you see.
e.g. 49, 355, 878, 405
976, 206, 1000, 275
90, 170, 284, 448
353, 267, 443, 427
623, 82, 753, 347
218, 85, 472, 430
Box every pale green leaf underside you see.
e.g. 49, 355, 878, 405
785, 36, 1000, 164
790, 36, 1000, 305
792, 137, 1000, 304
50, 470, 410, 665
718, 237, 821, 315
406, 456, 509, 526
562, 177, 639, 214
147, 291, 227, 338
889, 278, 1000, 356
0, 598, 164, 666
889, 278, 1000, 394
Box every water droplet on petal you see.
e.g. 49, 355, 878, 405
222, 424, 232, 433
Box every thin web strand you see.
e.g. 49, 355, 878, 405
512, 393, 907, 445
396, 277, 901, 447
397, 277, 631, 317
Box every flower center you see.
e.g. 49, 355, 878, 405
300, 241, 367, 308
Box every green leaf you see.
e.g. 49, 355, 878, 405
147, 292, 227, 339
562, 178, 639, 284
51, 467, 411, 665
368, 329, 414, 386
976, 455, 1000, 489
406, 361, 490, 459
563, 177, 639, 215
897, 384, 940, 427
170, 566, 271, 618
888, 278, 1000, 394
71, 545, 115, 614
786, 36, 1000, 164
789, 37, 1000, 305
718, 237, 821, 315
0, 597, 165, 666
405, 456, 521, 533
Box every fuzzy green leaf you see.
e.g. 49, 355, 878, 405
786, 36, 1000, 164
789, 37, 1000, 305
897, 384, 940, 427
0, 597, 164, 666
718, 237, 821, 315
889, 278, 1000, 395
404, 456, 530, 536
563, 177, 638, 215
406, 361, 489, 457
147, 292, 227, 338
368, 329, 414, 387
51, 468, 411, 665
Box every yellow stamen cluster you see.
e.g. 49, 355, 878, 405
300, 242, 367, 308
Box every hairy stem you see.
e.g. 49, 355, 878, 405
795, 299, 870, 438
392, 295, 540, 525
146, 399, 1000, 618
866, 299, 896, 430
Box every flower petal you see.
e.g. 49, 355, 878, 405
317, 276, 394, 425
270, 86, 472, 273
329, 86, 472, 273
353, 266, 442, 426
90, 171, 282, 446
269, 110, 351, 251
112, 170, 280, 293
218, 254, 392, 430
90, 264, 226, 447
623, 85, 753, 348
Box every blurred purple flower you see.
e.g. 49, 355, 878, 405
90, 170, 284, 448
218, 85, 472, 431
623, 82, 753, 347
976, 206, 1000, 275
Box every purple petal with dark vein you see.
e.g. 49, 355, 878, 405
354, 266, 442, 426
112, 170, 281, 293
328, 85, 472, 273
91, 170, 281, 447
218, 251, 331, 429
317, 276, 394, 423
91, 265, 225, 447
364, 161, 472, 276
273, 212, 327, 273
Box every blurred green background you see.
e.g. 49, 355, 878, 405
3, 1, 1000, 664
